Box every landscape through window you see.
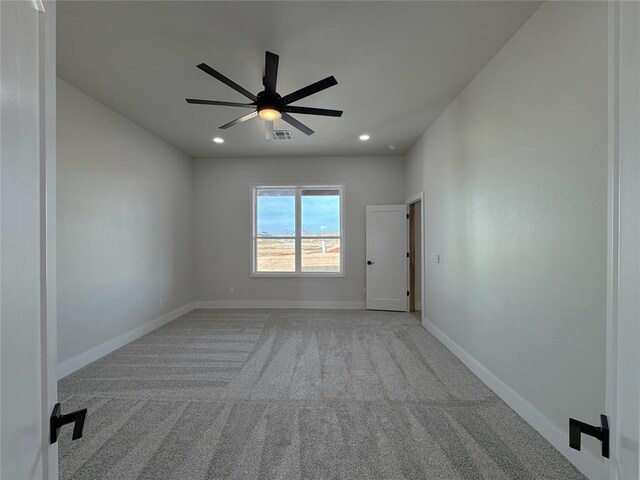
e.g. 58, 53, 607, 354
254, 186, 343, 274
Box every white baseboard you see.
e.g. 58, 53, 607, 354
57, 300, 363, 379
56, 300, 602, 478
57, 302, 198, 379
422, 317, 607, 480
194, 300, 365, 310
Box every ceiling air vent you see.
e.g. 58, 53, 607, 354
273, 130, 293, 140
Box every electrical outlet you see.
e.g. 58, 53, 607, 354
229, 286, 235, 294
158, 298, 164, 308
430, 253, 440, 264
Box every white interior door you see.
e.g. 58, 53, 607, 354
366, 205, 408, 311
1, 1, 57, 478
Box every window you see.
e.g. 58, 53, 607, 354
252, 185, 344, 276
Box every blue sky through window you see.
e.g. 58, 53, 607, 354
257, 190, 340, 236
257, 195, 295, 236
302, 195, 340, 235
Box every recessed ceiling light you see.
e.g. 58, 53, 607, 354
213, 137, 224, 144
359, 134, 370, 141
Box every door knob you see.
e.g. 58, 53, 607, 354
50, 403, 87, 444
367, 260, 374, 265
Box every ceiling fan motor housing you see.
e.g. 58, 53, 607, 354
256, 90, 282, 114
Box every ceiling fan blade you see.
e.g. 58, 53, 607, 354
281, 76, 338, 105
197, 63, 257, 102
186, 99, 255, 108
219, 111, 258, 129
283, 106, 343, 117
263, 51, 279, 92
281, 113, 315, 136
265, 120, 274, 140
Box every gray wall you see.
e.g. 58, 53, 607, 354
57, 79, 194, 363
404, 136, 424, 200
405, 0, 608, 457
193, 156, 405, 305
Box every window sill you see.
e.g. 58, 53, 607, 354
250, 272, 345, 278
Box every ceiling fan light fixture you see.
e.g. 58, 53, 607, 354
186, 51, 342, 137
258, 107, 282, 121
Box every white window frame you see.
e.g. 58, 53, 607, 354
251, 183, 345, 277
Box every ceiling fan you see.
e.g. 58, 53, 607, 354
186, 51, 342, 138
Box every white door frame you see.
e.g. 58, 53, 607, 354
606, 2, 639, 480
42, 1, 58, 477
405, 191, 425, 324
0, 0, 57, 478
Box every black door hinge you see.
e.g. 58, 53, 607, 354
50, 403, 87, 444
407, 291, 410, 296
569, 414, 609, 458
406, 213, 409, 219
407, 252, 410, 258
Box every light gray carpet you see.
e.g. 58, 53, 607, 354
58, 309, 584, 480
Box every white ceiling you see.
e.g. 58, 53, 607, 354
58, 1, 541, 158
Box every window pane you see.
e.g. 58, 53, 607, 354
256, 238, 295, 272
301, 238, 341, 272
257, 188, 295, 237
301, 189, 340, 236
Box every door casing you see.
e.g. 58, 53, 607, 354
605, 2, 640, 479
0, 1, 57, 478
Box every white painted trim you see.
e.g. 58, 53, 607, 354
194, 300, 365, 310
41, 2, 58, 477
422, 317, 607, 480
249, 271, 345, 279
605, 2, 620, 478
404, 192, 422, 205
57, 300, 364, 378
250, 183, 346, 277
606, 2, 640, 478
31, 0, 45, 13
56, 302, 198, 379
